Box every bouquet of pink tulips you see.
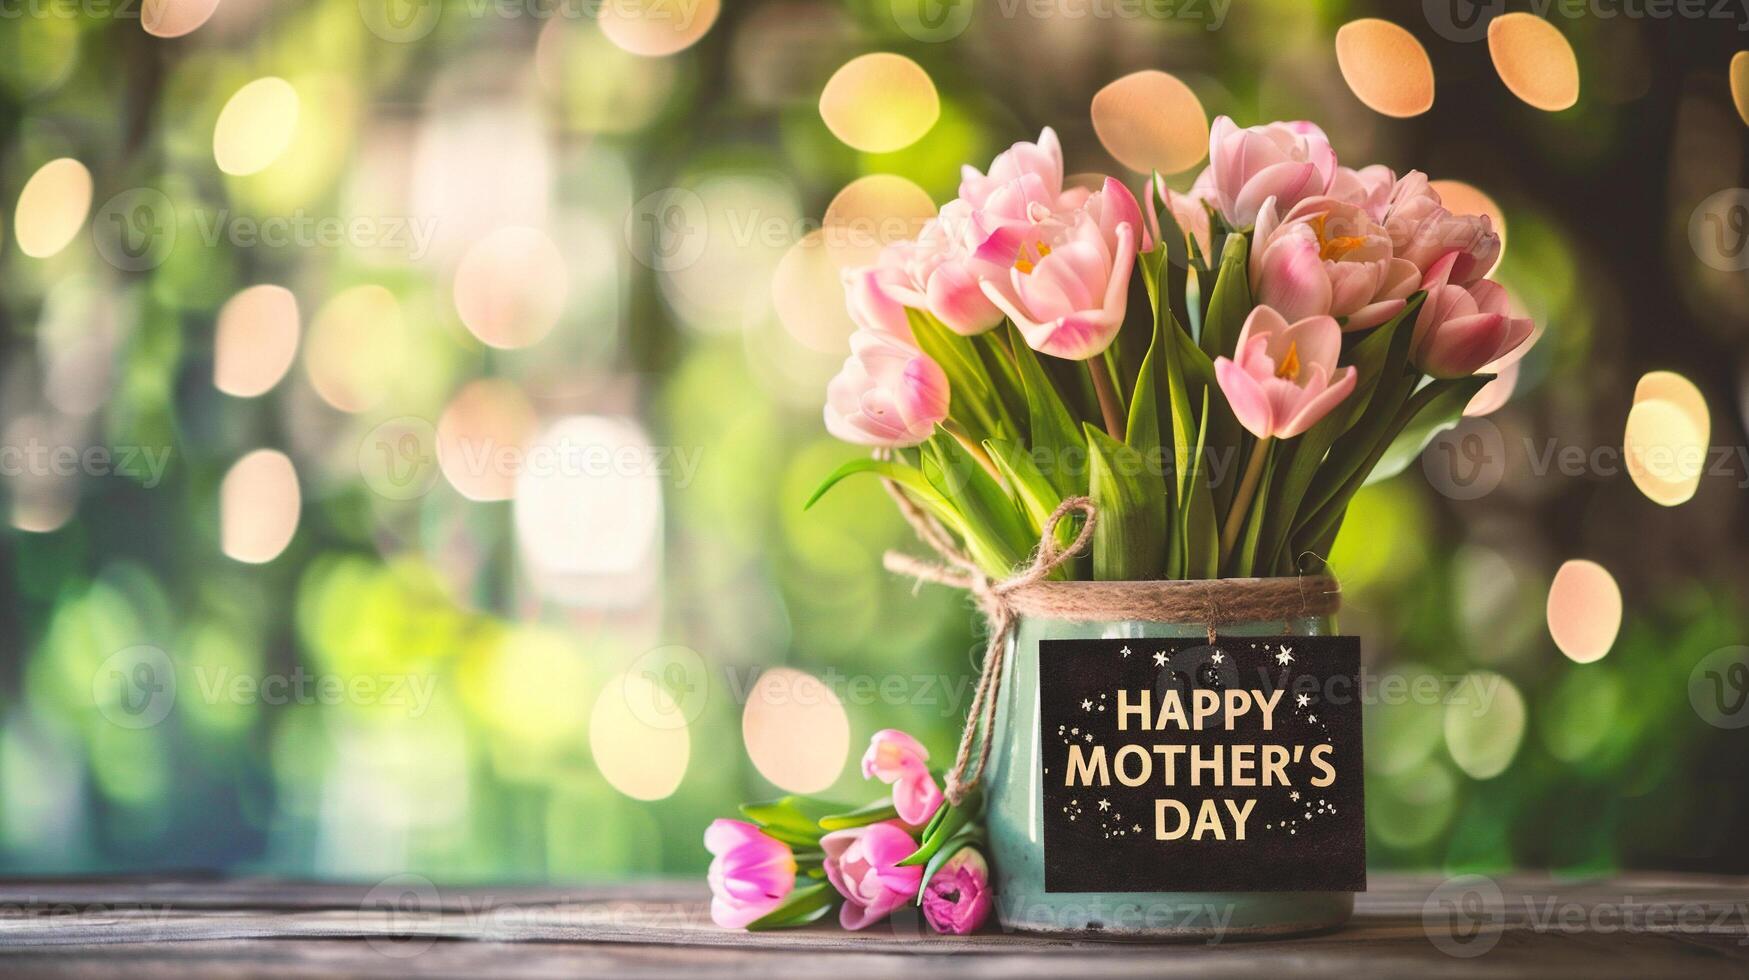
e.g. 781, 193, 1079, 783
811, 119, 1533, 580
706, 116, 1533, 938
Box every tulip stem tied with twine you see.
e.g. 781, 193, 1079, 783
880, 481, 1340, 807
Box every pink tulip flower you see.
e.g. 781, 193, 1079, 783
861, 729, 943, 826
1145, 173, 1213, 258
874, 201, 1006, 337
1199, 116, 1337, 227
1214, 305, 1358, 440
1410, 252, 1534, 379
1382, 171, 1501, 285
922, 848, 992, 935
821, 821, 926, 930
823, 271, 951, 447
1250, 196, 1420, 331
1466, 323, 1540, 417
957, 126, 1076, 218
823, 330, 951, 447
1329, 164, 1397, 222
975, 177, 1143, 360
705, 819, 797, 929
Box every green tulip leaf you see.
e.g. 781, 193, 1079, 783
817, 799, 900, 832
1007, 323, 1087, 497
1084, 423, 1168, 581
1199, 232, 1251, 361
746, 880, 838, 932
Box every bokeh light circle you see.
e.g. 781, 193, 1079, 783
214, 77, 301, 176
1487, 13, 1580, 112
1623, 398, 1707, 506
1090, 70, 1210, 176
771, 230, 858, 354
1732, 51, 1749, 127
598, 0, 720, 57
214, 285, 300, 398
741, 667, 848, 793
1546, 559, 1622, 664
141, 0, 221, 38
1443, 671, 1525, 779
819, 53, 939, 154
15, 157, 92, 259
220, 449, 301, 563
591, 671, 690, 800
1335, 19, 1436, 118
821, 174, 934, 269
304, 285, 404, 414
452, 226, 568, 349
436, 379, 537, 501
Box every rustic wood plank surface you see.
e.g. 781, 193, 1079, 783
0, 874, 1743, 977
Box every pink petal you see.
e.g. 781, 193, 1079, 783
1216, 356, 1274, 440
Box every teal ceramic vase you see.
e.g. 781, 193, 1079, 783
983, 610, 1353, 939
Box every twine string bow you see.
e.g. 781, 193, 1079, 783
881, 483, 1098, 806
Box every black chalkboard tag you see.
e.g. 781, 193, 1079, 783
1038, 635, 1365, 893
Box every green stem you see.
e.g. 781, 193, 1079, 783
942, 419, 1002, 486
1088, 358, 1125, 442
1219, 437, 1271, 563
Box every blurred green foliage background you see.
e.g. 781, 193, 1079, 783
0, 0, 1746, 883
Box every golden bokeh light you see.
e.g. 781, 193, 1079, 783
819, 53, 939, 154
1634, 370, 1710, 435
303, 285, 404, 413
1733, 51, 1749, 127
513, 416, 662, 607
437, 379, 537, 502
1546, 559, 1622, 663
741, 667, 848, 794
452, 226, 569, 349
220, 449, 301, 563
821, 174, 934, 269
213, 77, 300, 176
14, 157, 92, 259
1428, 179, 1507, 274
772, 231, 858, 354
1089, 70, 1210, 175
590, 671, 690, 801
214, 285, 300, 398
1443, 671, 1525, 779
598, 0, 720, 57
1624, 398, 1708, 506
141, 0, 221, 38
1334, 19, 1436, 119
1487, 13, 1580, 112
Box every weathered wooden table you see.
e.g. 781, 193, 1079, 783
0, 874, 1744, 977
